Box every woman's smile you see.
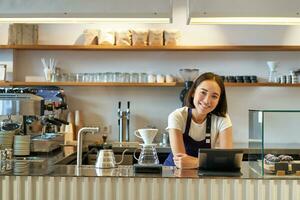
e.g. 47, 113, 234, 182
193, 80, 221, 117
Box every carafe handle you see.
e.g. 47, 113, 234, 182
134, 130, 142, 138
115, 149, 129, 165
133, 148, 140, 161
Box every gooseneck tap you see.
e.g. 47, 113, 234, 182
77, 127, 100, 168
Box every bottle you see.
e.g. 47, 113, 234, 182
162, 132, 169, 146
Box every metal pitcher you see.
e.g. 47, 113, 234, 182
95, 149, 128, 169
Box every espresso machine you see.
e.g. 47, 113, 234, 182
25, 86, 69, 152
0, 86, 68, 153
0, 88, 44, 155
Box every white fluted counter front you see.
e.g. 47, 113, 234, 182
1, 163, 300, 200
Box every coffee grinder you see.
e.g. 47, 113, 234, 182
179, 69, 199, 106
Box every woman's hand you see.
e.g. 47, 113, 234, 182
173, 153, 199, 169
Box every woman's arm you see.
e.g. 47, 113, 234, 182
169, 128, 198, 169
219, 127, 233, 148
169, 128, 186, 155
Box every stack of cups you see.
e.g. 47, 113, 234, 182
0, 131, 14, 149
64, 110, 84, 143
74, 110, 84, 140
14, 159, 29, 175
13, 135, 30, 156
64, 111, 75, 143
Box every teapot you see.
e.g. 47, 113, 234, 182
95, 149, 128, 169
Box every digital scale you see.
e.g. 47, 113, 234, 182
133, 164, 163, 174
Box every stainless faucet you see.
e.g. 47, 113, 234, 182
76, 127, 100, 168
118, 101, 130, 142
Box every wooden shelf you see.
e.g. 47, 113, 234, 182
0, 81, 300, 87
224, 83, 300, 87
2, 45, 300, 51
4, 82, 181, 87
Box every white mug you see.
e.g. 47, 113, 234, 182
148, 74, 156, 83
156, 74, 165, 83
166, 74, 175, 83
134, 128, 158, 144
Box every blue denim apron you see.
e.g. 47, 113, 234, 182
164, 108, 211, 166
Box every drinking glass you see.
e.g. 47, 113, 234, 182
76, 73, 83, 82
123, 73, 130, 82
68, 73, 76, 82
130, 73, 139, 83
139, 73, 148, 83
114, 72, 123, 82
61, 73, 69, 82
105, 72, 113, 82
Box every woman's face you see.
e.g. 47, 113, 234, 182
192, 80, 221, 115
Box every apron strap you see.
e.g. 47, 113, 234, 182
183, 108, 193, 135
205, 113, 211, 144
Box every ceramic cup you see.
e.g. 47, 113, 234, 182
134, 128, 158, 144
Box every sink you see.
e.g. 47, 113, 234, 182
55, 152, 134, 165
55, 152, 92, 165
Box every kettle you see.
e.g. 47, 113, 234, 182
95, 149, 128, 169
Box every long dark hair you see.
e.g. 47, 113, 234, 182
184, 72, 228, 117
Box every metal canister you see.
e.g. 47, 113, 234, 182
280, 75, 286, 84
286, 75, 292, 84
290, 71, 298, 84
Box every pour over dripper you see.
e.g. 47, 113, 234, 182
267, 61, 278, 82
134, 128, 158, 144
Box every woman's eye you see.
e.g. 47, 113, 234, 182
212, 95, 219, 99
201, 91, 207, 95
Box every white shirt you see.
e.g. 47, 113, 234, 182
166, 106, 232, 148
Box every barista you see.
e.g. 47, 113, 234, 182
164, 72, 233, 169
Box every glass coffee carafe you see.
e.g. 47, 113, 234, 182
134, 144, 159, 165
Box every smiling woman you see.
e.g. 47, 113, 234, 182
164, 72, 233, 169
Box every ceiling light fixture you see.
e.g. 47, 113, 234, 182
0, 0, 172, 24
188, 0, 300, 25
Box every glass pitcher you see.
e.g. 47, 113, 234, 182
134, 144, 159, 165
